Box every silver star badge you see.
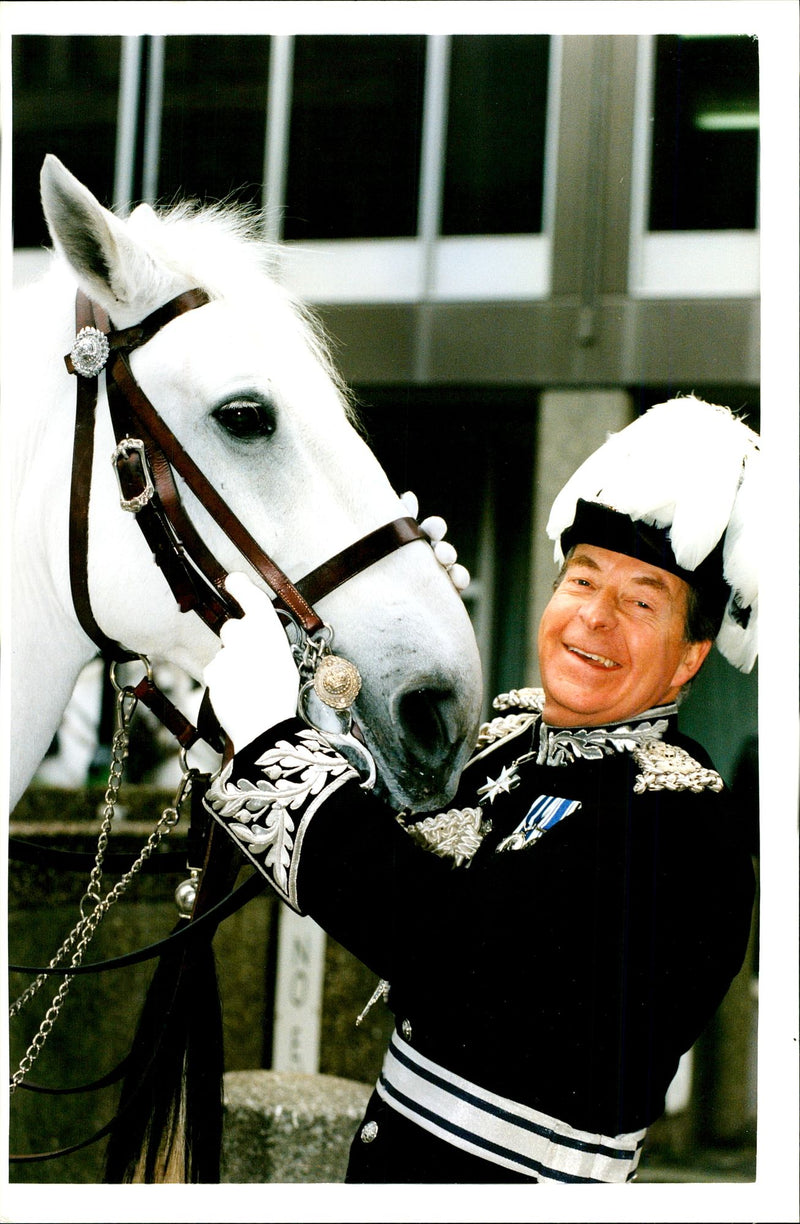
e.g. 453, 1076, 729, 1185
477, 764, 520, 804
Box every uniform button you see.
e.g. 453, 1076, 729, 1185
401, 1018, 412, 1040
360, 1120, 378, 1143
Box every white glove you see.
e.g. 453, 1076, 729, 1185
401, 491, 470, 593
203, 572, 300, 751
418, 512, 471, 593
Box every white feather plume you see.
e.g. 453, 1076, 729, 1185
721, 444, 760, 609
716, 599, 758, 674
715, 443, 760, 672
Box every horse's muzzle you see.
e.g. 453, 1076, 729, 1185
364, 680, 478, 812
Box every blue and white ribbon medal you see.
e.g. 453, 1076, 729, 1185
496, 794, 581, 853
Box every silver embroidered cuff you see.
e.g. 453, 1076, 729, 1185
204, 727, 358, 912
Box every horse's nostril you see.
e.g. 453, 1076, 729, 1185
398, 687, 458, 759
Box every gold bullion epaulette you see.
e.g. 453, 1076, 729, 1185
399, 806, 487, 867
491, 687, 546, 713
632, 739, 724, 794
474, 688, 544, 751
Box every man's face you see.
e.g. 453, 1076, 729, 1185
537, 544, 712, 728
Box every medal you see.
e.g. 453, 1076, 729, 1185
312, 652, 362, 710
496, 794, 581, 853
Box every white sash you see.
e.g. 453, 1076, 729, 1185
376, 1032, 646, 1183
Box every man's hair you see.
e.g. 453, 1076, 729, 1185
684, 582, 725, 646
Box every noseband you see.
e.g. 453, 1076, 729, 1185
66, 287, 423, 738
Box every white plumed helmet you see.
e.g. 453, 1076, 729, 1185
546, 396, 760, 672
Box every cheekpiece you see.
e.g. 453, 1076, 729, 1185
112, 437, 155, 512
69, 325, 110, 378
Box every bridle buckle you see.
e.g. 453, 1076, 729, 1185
112, 437, 155, 512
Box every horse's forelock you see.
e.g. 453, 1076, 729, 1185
134, 199, 275, 294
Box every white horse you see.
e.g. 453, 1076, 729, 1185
6, 156, 482, 814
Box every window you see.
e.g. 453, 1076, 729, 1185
355, 386, 537, 703
279, 34, 555, 304
649, 35, 759, 232
629, 34, 759, 298
158, 36, 270, 209
284, 35, 426, 240
442, 35, 550, 236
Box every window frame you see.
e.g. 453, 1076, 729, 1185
627, 34, 760, 300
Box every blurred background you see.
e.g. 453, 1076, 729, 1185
9, 29, 760, 1183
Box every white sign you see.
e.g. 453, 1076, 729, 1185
271, 907, 327, 1073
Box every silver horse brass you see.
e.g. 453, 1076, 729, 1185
313, 653, 362, 709
70, 325, 110, 378
112, 437, 156, 512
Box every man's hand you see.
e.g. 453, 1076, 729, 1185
203, 572, 300, 751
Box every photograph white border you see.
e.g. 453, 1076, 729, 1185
1, 4, 796, 1223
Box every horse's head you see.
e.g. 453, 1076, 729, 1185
20, 155, 482, 811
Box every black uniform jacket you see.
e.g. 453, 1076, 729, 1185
204, 688, 755, 1182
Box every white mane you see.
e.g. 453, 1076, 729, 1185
124, 199, 354, 414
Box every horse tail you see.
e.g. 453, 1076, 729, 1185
104, 816, 239, 1184
102, 919, 224, 1182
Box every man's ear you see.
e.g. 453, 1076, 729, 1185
672, 638, 713, 689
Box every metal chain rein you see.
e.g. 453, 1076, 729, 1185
9, 660, 195, 1094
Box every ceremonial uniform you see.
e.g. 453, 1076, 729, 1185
204, 686, 755, 1184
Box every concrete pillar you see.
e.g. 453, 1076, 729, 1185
526, 388, 634, 683
221, 1070, 371, 1183
691, 906, 759, 1148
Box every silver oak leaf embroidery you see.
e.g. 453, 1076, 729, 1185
206, 728, 355, 895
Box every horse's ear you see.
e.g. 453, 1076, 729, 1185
40, 154, 162, 318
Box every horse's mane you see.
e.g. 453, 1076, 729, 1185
128, 198, 358, 422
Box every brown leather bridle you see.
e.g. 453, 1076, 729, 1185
66, 286, 423, 745
9, 284, 427, 1167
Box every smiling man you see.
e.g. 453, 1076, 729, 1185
538, 543, 712, 728
203, 396, 758, 1184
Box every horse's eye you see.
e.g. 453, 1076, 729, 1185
213, 398, 276, 441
